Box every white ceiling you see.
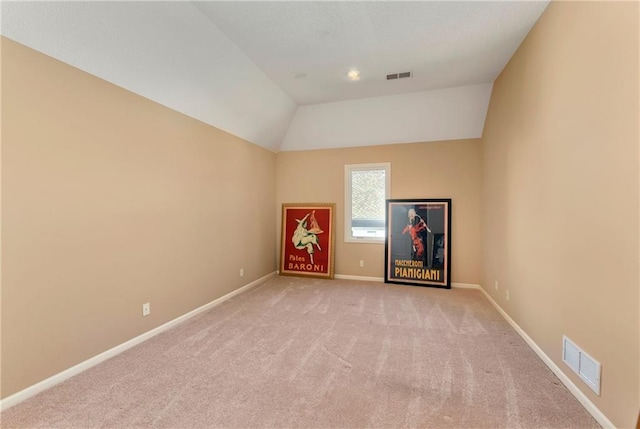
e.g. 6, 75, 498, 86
196, 1, 549, 105
1, 1, 549, 152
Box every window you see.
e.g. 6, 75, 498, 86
344, 163, 390, 243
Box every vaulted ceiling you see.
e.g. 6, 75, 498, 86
1, 1, 549, 152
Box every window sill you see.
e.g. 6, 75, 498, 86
344, 237, 386, 244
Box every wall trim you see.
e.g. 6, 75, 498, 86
451, 282, 480, 289
0, 271, 276, 411
4, 272, 612, 428
333, 276, 480, 291
477, 286, 615, 429
334, 274, 384, 282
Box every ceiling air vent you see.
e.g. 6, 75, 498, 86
386, 71, 412, 80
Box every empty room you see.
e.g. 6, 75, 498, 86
1, 1, 638, 428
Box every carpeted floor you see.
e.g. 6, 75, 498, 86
1, 276, 599, 428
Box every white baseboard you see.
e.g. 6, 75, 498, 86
333, 276, 480, 291
451, 282, 480, 289
334, 274, 384, 282
0, 271, 276, 411
5, 272, 612, 427
477, 286, 614, 429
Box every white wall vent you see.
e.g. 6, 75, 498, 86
562, 336, 601, 395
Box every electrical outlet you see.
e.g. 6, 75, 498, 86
240, 268, 244, 277
494, 280, 498, 290
359, 260, 365, 268
505, 290, 510, 301
142, 302, 150, 317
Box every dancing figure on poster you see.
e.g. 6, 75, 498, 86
292, 210, 323, 264
402, 208, 431, 262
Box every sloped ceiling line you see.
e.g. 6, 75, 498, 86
1, 1, 548, 152
1, 1, 297, 152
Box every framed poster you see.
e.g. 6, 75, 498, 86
280, 203, 335, 279
385, 199, 451, 288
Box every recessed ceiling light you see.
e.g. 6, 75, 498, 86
347, 69, 360, 81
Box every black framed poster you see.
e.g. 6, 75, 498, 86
384, 199, 451, 288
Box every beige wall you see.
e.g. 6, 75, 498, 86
482, 2, 639, 428
1, 38, 277, 398
3, 2, 639, 426
276, 140, 482, 284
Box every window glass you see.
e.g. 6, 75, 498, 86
344, 163, 390, 243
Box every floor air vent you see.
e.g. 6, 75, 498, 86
562, 336, 601, 395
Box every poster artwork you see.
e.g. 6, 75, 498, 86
280, 204, 335, 279
385, 199, 451, 288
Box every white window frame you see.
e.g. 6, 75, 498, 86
344, 162, 391, 243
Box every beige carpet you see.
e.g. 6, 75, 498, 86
1, 276, 599, 428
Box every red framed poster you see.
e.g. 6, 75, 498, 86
280, 203, 335, 279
